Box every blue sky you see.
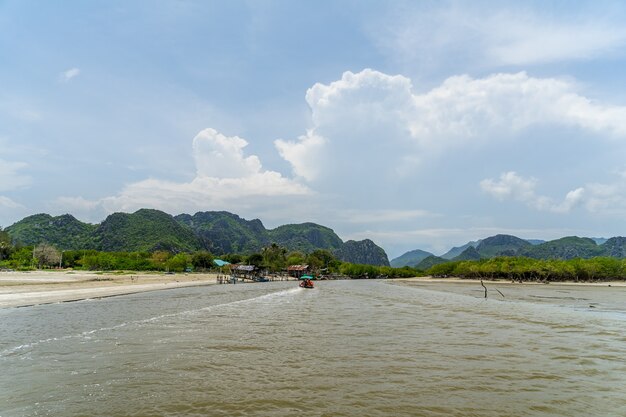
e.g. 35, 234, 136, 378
3, 1, 626, 257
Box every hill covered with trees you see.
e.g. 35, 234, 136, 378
5, 209, 389, 266
393, 234, 626, 268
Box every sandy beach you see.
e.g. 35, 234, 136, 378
0, 270, 221, 308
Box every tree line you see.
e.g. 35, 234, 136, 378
0, 230, 418, 278
427, 256, 626, 282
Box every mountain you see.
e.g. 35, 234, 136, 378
518, 236, 604, 260
441, 240, 481, 259
268, 223, 344, 254
526, 239, 545, 245
475, 234, 532, 258
600, 237, 626, 258
592, 237, 608, 245
95, 209, 202, 253
334, 239, 390, 266
390, 249, 434, 267
452, 246, 482, 261
175, 211, 269, 254
5, 209, 391, 264
176, 213, 346, 255
416, 255, 448, 270
6, 213, 97, 250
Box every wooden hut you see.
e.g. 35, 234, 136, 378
287, 264, 309, 279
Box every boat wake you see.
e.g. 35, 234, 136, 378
0, 287, 300, 358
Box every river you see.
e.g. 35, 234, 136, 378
1, 280, 625, 416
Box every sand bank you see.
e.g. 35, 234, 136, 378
0, 270, 220, 308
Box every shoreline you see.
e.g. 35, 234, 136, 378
2, 271, 624, 309
390, 276, 626, 287
0, 270, 222, 309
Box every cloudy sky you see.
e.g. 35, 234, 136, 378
2, 0, 626, 257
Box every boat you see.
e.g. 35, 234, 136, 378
299, 278, 314, 289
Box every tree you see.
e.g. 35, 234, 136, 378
286, 251, 305, 266
151, 251, 171, 270
222, 253, 243, 264
33, 243, 61, 268
167, 253, 191, 272
261, 243, 287, 272
246, 253, 264, 269
306, 249, 337, 272
0, 227, 12, 261
192, 251, 214, 270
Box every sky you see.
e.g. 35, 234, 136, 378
2, 0, 626, 258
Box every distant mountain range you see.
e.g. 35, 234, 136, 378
390, 234, 625, 269
5, 209, 390, 266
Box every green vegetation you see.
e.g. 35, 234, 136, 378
426, 256, 626, 282
5, 209, 392, 266
96, 209, 201, 252
6, 214, 97, 249
0, 235, 418, 279
176, 211, 269, 254
518, 236, 605, 259
268, 223, 344, 254
334, 239, 390, 266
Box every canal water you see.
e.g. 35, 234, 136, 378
1, 280, 625, 416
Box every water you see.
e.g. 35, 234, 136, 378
1, 280, 625, 416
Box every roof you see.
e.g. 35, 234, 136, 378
287, 264, 309, 271
213, 259, 230, 267
235, 265, 256, 272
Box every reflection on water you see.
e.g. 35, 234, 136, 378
1, 280, 625, 416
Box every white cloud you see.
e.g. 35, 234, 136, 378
60, 68, 80, 82
276, 69, 626, 196
480, 171, 584, 213
66, 128, 310, 216
374, 4, 626, 68
0, 196, 23, 209
0, 159, 31, 191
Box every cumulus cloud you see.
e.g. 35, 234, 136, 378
480, 171, 584, 213
65, 128, 310, 216
60, 67, 80, 82
276, 69, 626, 195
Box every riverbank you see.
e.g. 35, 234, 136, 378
390, 276, 626, 312
0, 270, 220, 308
391, 276, 626, 287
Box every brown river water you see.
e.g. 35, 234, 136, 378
1, 279, 625, 416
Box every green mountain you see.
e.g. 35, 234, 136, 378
4, 209, 391, 264
6, 213, 97, 249
452, 246, 482, 261
519, 236, 604, 260
601, 237, 626, 258
475, 234, 532, 258
95, 209, 201, 252
390, 249, 434, 267
441, 240, 480, 259
175, 211, 269, 254
334, 239, 390, 266
416, 255, 448, 270
268, 223, 344, 254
